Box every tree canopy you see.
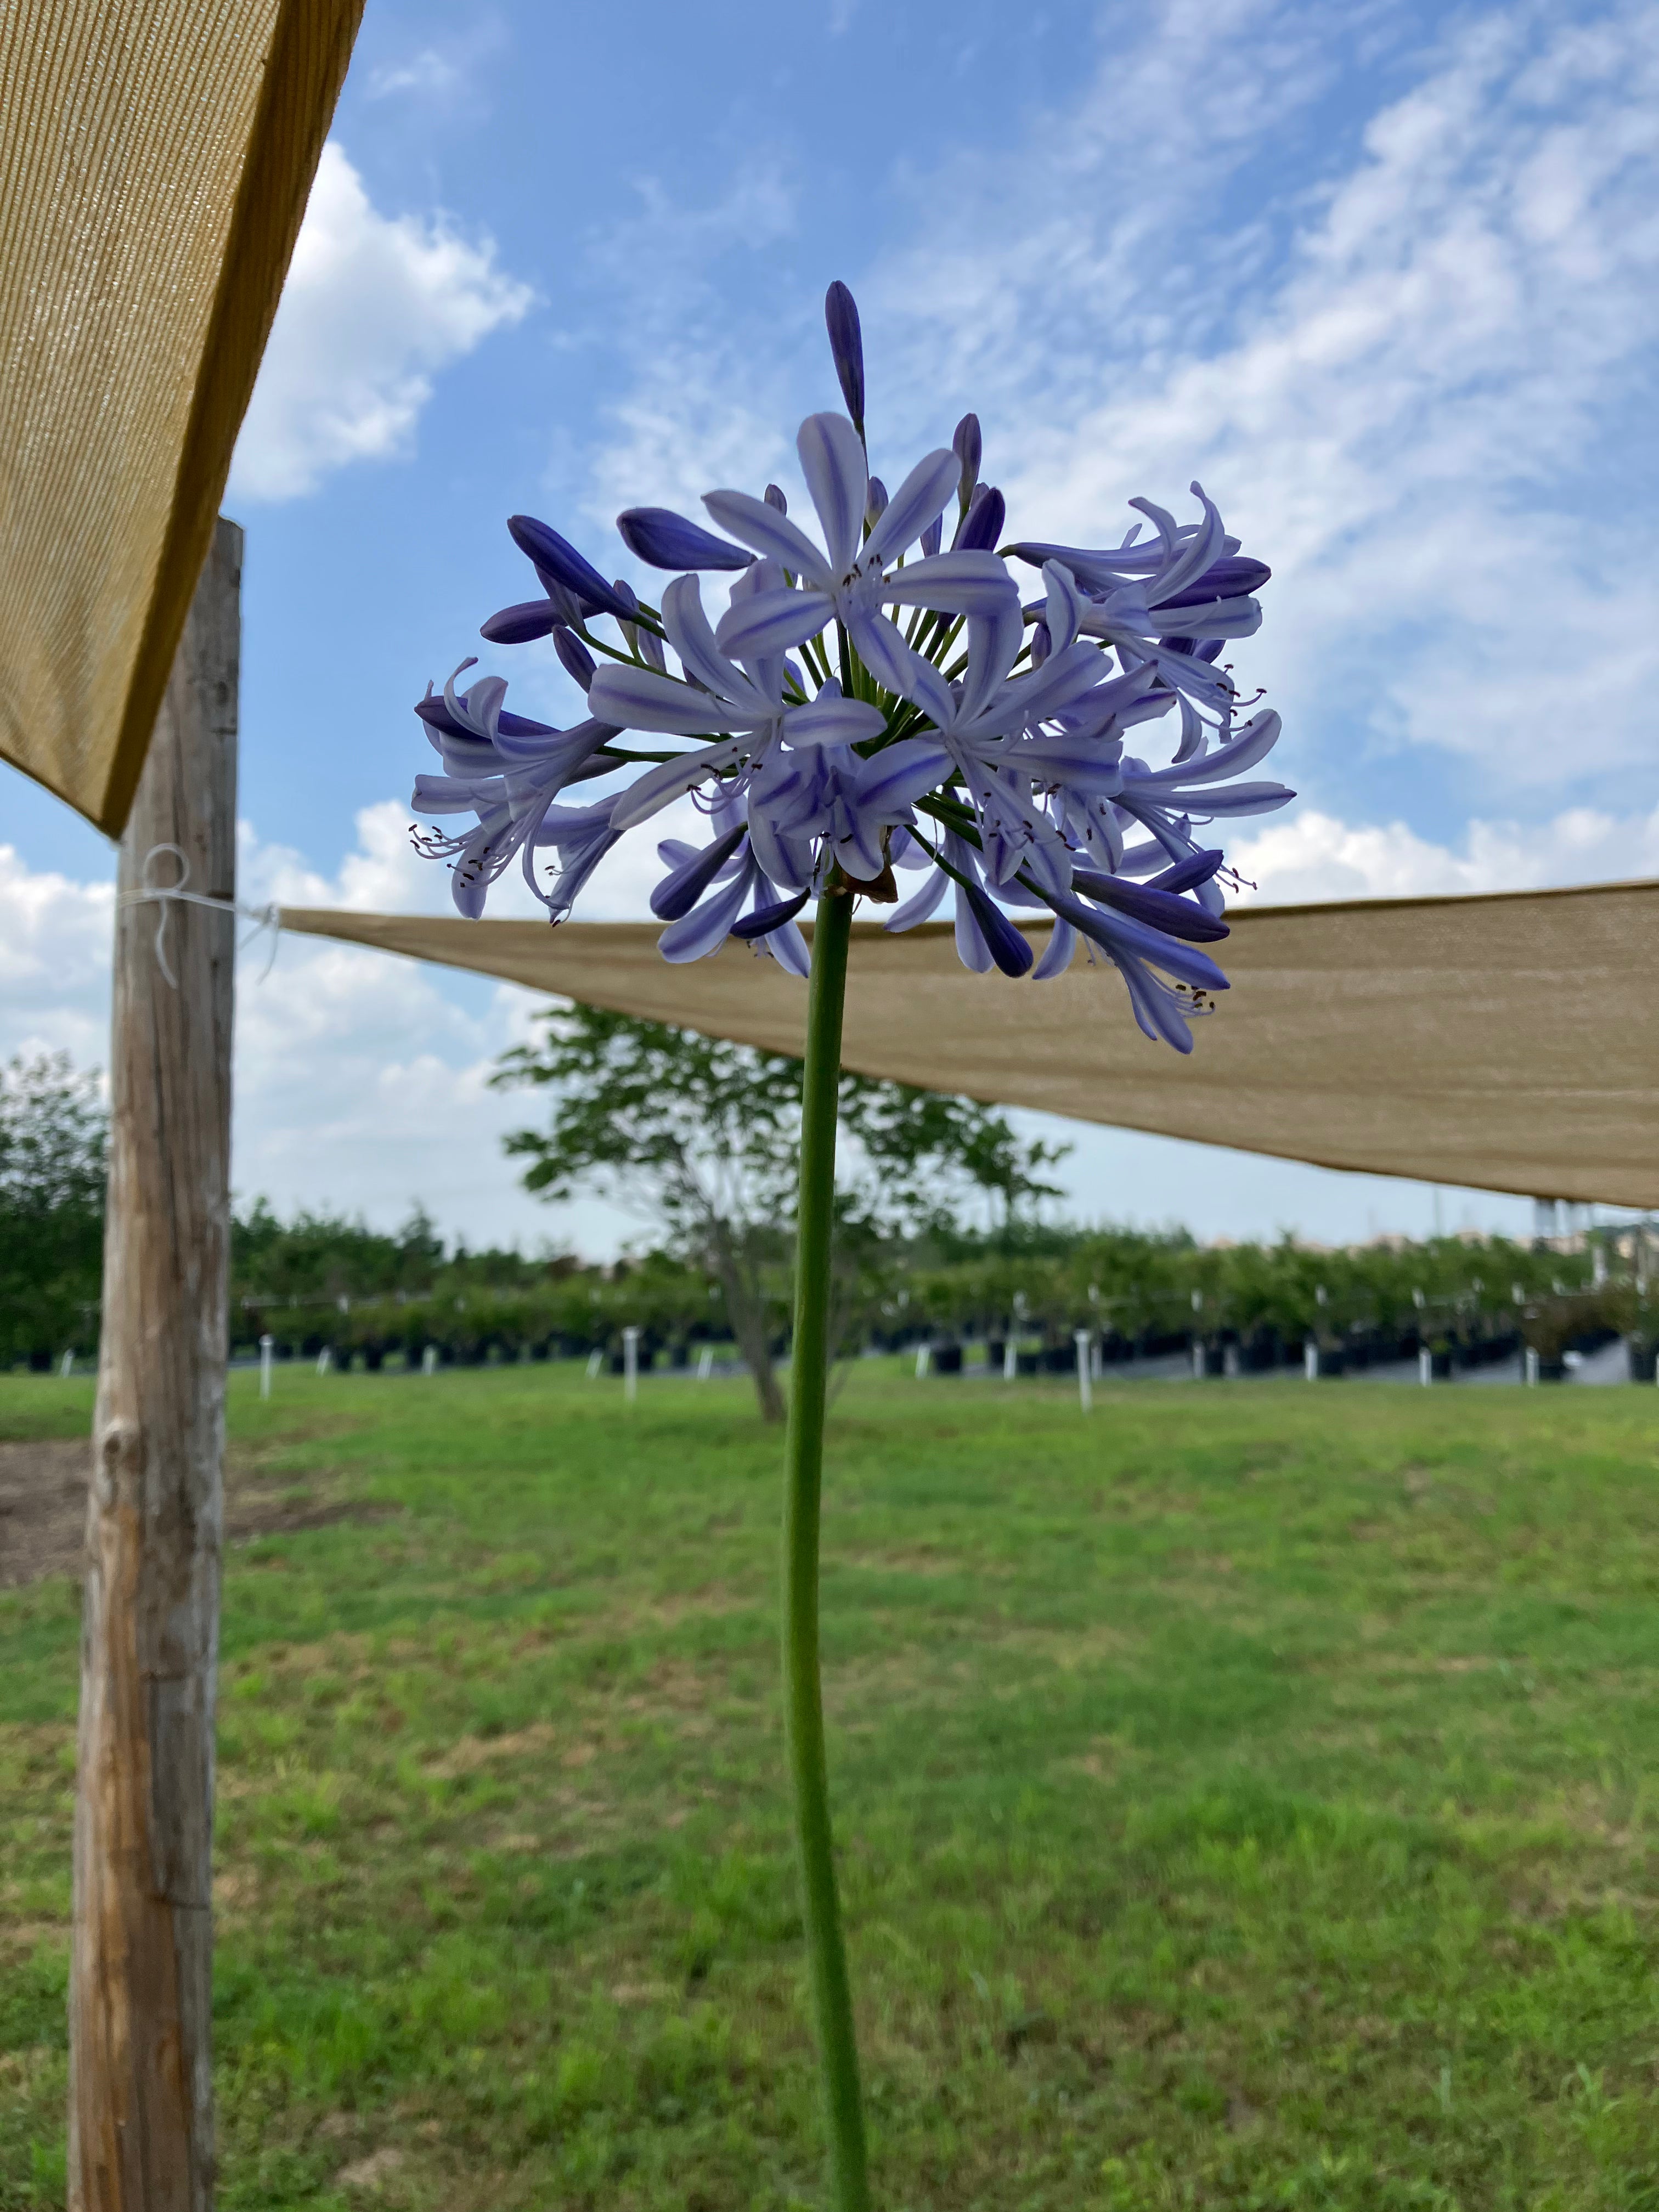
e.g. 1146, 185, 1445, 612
492, 1004, 1068, 1417
0, 1053, 108, 1365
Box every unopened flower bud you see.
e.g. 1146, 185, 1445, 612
952, 413, 981, 512
825, 280, 865, 433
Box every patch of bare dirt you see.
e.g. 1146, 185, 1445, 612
0, 1439, 396, 1589
425, 1723, 558, 1780
336, 2147, 406, 2192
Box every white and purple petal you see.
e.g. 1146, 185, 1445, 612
782, 690, 887, 748
797, 412, 868, 576
588, 662, 741, 737
608, 734, 752, 832
715, 586, 836, 664
700, 489, 832, 587
862, 447, 960, 568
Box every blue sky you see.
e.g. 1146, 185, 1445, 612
5, 0, 1657, 1253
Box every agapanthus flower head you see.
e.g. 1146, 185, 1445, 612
409, 284, 1293, 1052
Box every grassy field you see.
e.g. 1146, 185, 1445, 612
3, 1364, 1659, 2210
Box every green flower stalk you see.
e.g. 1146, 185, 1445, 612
781, 881, 867, 2208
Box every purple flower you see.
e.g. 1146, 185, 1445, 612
587, 571, 885, 833
407, 283, 1294, 1049
531, 799, 623, 923
1007, 484, 1269, 741
702, 413, 1017, 690
1043, 880, 1229, 1052
650, 804, 811, 973
410, 662, 618, 917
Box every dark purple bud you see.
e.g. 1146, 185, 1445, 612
952, 483, 1006, 552
920, 516, 943, 558
952, 413, 981, 509
963, 880, 1035, 977
616, 506, 755, 572
508, 514, 634, 622
415, 692, 558, 741
825, 280, 865, 431
1148, 848, 1224, 895
552, 627, 596, 688
865, 477, 889, 527
650, 823, 748, 921
1030, 620, 1051, 668
414, 692, 472, 738
731, 888, 810, 940
481, 600, 558, 645
1070, 870, 1229, 941
764, 483, 788, 514
1158, 556, 1272, 610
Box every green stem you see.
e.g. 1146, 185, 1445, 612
783, 883, 870, 2212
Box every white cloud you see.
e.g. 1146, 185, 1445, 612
889, 1, 1659, 794
364, 18, 507, 103
0, 845, 114, 1067
0, 817, 549, 1242
242, 800, 454, 917
242, 788, 702, 927
574, 1, 1659, 815
0, 797, 699, 1248
570, 167, 799, 539
366, 48, 461, 98
229, 143, 533, 503
1230, 799, 1659, 905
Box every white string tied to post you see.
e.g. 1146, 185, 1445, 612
120, 844, 281, 989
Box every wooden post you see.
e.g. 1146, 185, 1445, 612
70, 518, 241, 2212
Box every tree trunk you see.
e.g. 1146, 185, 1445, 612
708, 1217, 786, 1423
70, 518, 240, 2212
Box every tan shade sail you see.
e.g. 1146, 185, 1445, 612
280, 878, 1659, 1208
0, 0, 363, 835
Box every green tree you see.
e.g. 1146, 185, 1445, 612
0, 1053, 108, 1365
493, 1005, 1067, 1420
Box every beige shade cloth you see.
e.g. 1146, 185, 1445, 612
281, 878, 1659, 1208
0, 0, 363, 835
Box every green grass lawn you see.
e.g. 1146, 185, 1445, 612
3, 1364, 1659, 2210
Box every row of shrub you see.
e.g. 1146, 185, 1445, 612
229, 1265, 1652, 1381
16, 1227, 1651, 1376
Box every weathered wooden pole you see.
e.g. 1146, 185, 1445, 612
70, 518, 241, 2212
